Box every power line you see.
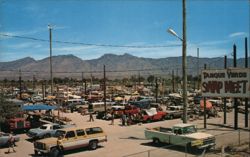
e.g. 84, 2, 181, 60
0, 68, 171, 74
0, 33, 182, 48
0, 66, 206, 75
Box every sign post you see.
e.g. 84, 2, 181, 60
201, 68, 250, 129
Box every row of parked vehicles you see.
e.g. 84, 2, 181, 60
30, 123, 216, 157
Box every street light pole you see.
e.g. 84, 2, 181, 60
167, 0, 188, 123
182, 0, 188, 123
48, 24, 53, 96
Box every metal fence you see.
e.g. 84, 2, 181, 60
123, 129, 250, 157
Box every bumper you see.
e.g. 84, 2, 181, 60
34, 148, 50, 154
26, 133, 37, 139
197, 143, 216, 149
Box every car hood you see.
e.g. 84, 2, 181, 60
184, 132, 214, 140
37, 137, 58, 145
29, 128, 45, 134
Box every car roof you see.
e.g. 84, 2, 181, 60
43, 123, 60, 127
57, 126, 101, 132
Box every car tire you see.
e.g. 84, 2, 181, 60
44, 133, 51, 138
49, 147, 60, 157
169, 115, 174, 120
186, 142, 194, 153
146, 119, 151, 123
153, 138, 160, 145
89, 140, 98, 150
34, 150, 38, 155
160, 116, 165, 121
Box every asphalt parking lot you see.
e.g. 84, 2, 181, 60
0, 111, 249, 157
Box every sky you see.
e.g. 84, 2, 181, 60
0, 0, 249, 62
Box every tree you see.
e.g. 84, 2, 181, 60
147, 75, 155, 83
0, 94, 20, 131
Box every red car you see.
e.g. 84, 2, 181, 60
140, 108, 166, 123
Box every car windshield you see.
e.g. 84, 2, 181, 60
54, 130, 66, 138
183, 126, 197, 134
40, 126, 48, 130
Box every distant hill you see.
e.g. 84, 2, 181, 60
0, 53, 249, 80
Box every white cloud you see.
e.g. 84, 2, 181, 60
197, 40, 230, 46
4, 42, 43, 49
0, 27, 48, 38
54, 45, 96, 52
229, 32, 247, 38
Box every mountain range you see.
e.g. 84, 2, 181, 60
0, 53, 249, 80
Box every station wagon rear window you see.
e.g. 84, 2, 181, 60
86, 127, 103, 135
65, 131, 76, 138
76, 129, 85, 136
54, 130, 66, 138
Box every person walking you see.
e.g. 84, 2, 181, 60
89, 112, 94, 122
7, 132, 15, 153
121, 111, 127, 126
110, 111, 114, 125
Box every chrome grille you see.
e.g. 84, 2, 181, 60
203, 137, 215, 145
34, 142, 45, 150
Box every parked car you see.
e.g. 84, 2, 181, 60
34, 126, 107, 156
0, 132, 20, 147
88, 102, 115, 113
111, 102, 127, 110
27, 123, 76, 139
139, 108, 166, 123
113, 105, 140, 118
193, 95, 202, 104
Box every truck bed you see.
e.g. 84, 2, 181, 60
147, 127, 172, 133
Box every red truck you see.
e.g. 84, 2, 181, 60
2, 113, 31, 133
113, 105, 140, 118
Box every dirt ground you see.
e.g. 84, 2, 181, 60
0, 110, 249, 157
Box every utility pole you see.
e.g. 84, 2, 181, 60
48, 24, 53, 96
172, 70, 175, 93
233, 44, 238, 130
33, 75, 36, 92
138, 71, 141, 86
197, 48, 199, 90
82, 72, 84, 97
19, 69, 22, 100
84, 79, 87, 99
223, 55, 227, 124
244, 37, 248, 128
204, 64, 207, 129
103, 65, 107, 116
182, 0, 188, 123
42, 81, 45, 101
155, 77, 158, 103
44, 80, 47, 98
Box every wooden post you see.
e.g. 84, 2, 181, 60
233, 44, 238, 130
223, 55, 227, 124
204, 64, 207, 129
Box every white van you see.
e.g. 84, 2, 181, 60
88, 102, 115, 113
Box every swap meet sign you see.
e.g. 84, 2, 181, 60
201, 68, 250, 98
